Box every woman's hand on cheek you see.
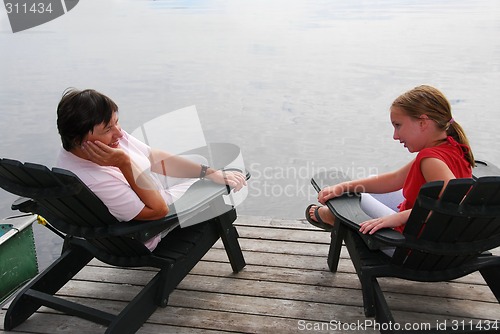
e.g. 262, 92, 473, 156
82, 141, 129, 168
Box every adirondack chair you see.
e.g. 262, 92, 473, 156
0, 143, 248, 334
311, 161, 500, 333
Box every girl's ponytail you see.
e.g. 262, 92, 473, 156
447, 120, 475, 167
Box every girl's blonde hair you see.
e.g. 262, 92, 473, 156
392, 85, 475, 167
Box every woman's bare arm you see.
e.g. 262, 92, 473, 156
83, 141, 168, 220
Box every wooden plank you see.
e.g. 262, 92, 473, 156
190, 262, 498, 304
204, 244, 343, 272
235, 215, 318, 230
63, 261, 500, 321
0, 308, 225, 334
11, 286, 482, 334
56, 277, 365, 309
2, 217, 500, 333
207, 244, 494, 292
52, 285, 371, 325
89, 237, 493, 288
238, 237, 331, 256
2, 287, 491, 334
77, 259, 497, 305
204, 245, 496, 289
233, 225, 332, 244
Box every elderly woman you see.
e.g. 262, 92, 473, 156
56, 88, 246, 250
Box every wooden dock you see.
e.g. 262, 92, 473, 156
1, 215, 499, 333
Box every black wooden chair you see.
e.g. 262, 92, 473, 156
311, 161, 500, 333
0, 143, 248, 333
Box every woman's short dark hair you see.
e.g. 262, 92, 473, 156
57, 88, 118, 151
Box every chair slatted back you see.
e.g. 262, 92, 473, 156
0, 158, 150, 257
392, 177, 500, 270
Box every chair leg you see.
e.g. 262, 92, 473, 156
216, 208, 246, 273
156, 264, 174, 307
4, 243, 93, 330
106, 271, 167, 334
327, 222, 346, 272
344, 231, 377, 317
480, 266, 500, 303
372, 279, 397, 333
108, 226, 218, 333
360, 277, 376, 318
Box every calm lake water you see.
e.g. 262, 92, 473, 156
1, 0, 499, 269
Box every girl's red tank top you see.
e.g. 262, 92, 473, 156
395, 136, 472, 233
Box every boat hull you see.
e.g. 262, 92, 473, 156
0, 214, 38, 306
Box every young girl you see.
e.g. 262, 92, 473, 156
306, 85, 474, 235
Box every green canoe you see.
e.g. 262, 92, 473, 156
0, 214, 38, 306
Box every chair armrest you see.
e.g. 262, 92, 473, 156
325, 194, 406, 249
473, 160, 500, 178
108, 179, 230, 242
108, 211, 180, 242
11, 197, 37, 213
311, 169, 405, 250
